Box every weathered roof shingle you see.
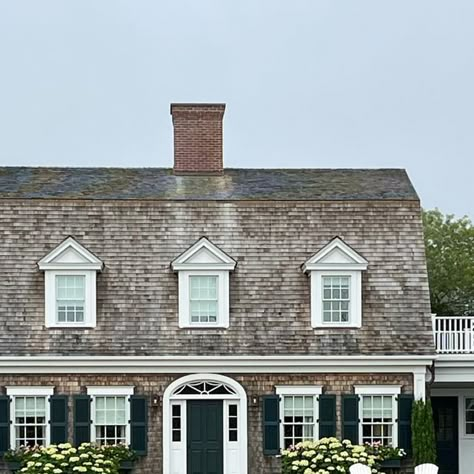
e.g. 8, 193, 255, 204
0, 167, 418, 200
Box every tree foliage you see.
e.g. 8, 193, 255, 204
423, 209, 474, 315
411, 399, 437, 466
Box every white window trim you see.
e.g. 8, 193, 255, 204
87, 386, 134, 445
311, 270, 362, 328
6, 386, 54, 449
44, 270, 97, 328
463, 396, 474, 438
276, 385, 322, 449
178, 270, 229, 328
355, 385, 401, 447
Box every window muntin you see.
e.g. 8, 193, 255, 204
281, 395, 316, 448
322, 276, 350, 323
94, 396, 127, 445
171, 404, 182, 442
466, 398, 474, 435
361, 395, 395, 445
228, 404, 238, 442
13, 396, 47, 448
189, 276, 218, 324
56, 275, 85, 323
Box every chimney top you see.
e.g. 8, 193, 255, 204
171, 103, 226, 175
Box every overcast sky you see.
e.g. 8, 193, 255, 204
0, 1, 473, 217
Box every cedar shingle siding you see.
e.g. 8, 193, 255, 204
0, 195, 433, 356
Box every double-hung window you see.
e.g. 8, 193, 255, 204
38, 237, 103, 328
355, 385, 400, 446
88, 386, 134, 445
172, 238, 236, 329
303, 238, 367, 328
6, 387, 54, 448
276, 386, 322, 449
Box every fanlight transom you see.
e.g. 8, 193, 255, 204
172, 380, 237, 397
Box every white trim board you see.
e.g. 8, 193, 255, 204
0, 355, 434, 373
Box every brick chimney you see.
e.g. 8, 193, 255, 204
170, 103, 225, 175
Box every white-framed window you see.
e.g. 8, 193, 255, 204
303, 237, 367, 328
172, 237, 236, 329
276, 385, 322, 449
38, 237, 103, 328
465, 397, 474, 436
355, 385, 401, 446
6, 386, 54, 449
87, 386, 134, 445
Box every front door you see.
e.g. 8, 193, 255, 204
432, 397, 459, 474
187, 400, 223, 474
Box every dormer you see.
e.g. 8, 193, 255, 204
303, 237, 368, 328
38, 237, 103, 328
172, 238, 236, 328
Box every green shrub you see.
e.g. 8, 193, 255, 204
412, 399, 437, 465
3, 442, 136, 474
281, 437, 385, 474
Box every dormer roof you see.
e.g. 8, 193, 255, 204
38, 236, 104, 271
303, 237, 368, 272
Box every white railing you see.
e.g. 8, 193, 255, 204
433, 315, 474, 353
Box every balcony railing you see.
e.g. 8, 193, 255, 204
433, 315, 474, 353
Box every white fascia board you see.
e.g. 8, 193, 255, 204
172, 263, 236, 271
304, 263, 368, 272
87, 386, 135, 396
355, 385, 402, 395
6, 386, 55, 396
0, 355, 434, 374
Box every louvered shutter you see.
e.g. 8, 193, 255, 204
0, 395, 10, 455
398, 394, 414, 451
130, 395, 148, 455
318, 394, 336, 438
262, 395, 280, 455
50, 395, 68, 444
342, 394, 359, 443
73, 395, 91, 445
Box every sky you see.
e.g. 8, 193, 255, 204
0, 1, 473, 217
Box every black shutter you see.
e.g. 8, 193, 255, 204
73, 395, 91, 446
398, 394, 414, 451
342, 394, 359, 443
50, 395, 68, 444
263, 395, 280, 455
130, 396, 148, 455
0, 395, 10, 455
318, 395, 336, 438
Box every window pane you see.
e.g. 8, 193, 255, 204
281, 395, 315, 448
56, 275, 86, 323
189, 276, 219, 324
361, 395, 395, 446
321, 276, 351, 324
13, 396, 47, 448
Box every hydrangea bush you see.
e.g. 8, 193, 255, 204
4, 442, 137, 474
281, 437, 403, 474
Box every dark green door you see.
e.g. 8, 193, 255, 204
187, 400, 223, 474
432, 397, 459, 474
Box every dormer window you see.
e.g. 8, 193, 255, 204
172, 238, 237, 328
303, 237, 368, 328
38, 237, 104, 328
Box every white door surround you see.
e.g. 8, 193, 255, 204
163, 373, 248, 474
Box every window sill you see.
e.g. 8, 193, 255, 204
312, 324, 361, 329
179, 324, 228, 330
46, 324, 96, 329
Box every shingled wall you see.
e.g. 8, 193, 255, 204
0, 372, 413, 474
0, 199, 433, 356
